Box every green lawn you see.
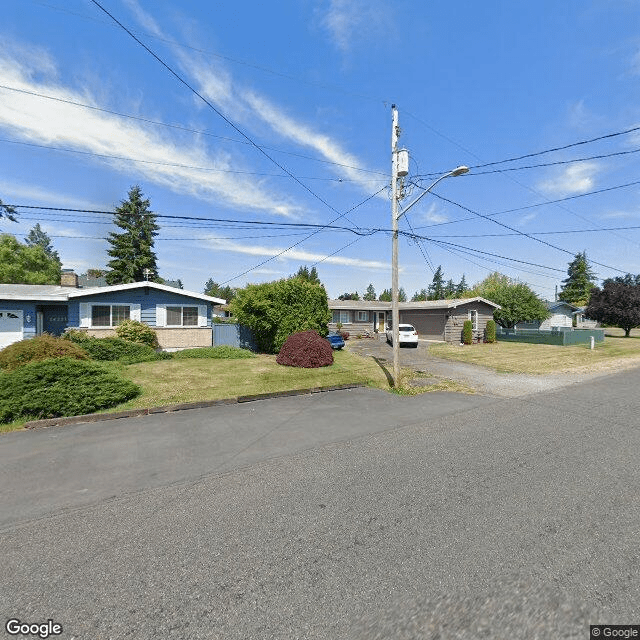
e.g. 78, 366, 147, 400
427, 336, 640, 374
114, 349, 390, 409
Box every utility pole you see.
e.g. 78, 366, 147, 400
391, 105, 401, 386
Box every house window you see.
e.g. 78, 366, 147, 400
468, 309, 478, 331
357, 311, 368, 321
166, 306, 198, 326
332, 310, 350, 324
91, 305, 130, 327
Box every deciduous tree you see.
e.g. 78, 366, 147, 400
230, 277, 331, 353
586, 275, 640, 337
469, 272, 549, 328
0, 234, 62, 284
106, 186, 160, 285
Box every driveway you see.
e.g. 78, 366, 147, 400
345, 335, 623, 397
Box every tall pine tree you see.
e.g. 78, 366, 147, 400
427, 265, 446, 300
106, 186, 160, 285
25, 223, 61, 265
558, 251, 597, 306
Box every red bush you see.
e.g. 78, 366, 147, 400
276, 330, 334, 368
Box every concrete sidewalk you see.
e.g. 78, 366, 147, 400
0, 386, 495, 529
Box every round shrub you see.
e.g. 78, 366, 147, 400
0, 334, 89, 371
115, 319, 159, 348
462, 320, 473, 345
276, 330, 334, 368
485, 319, 497, 343
0, 358, 141, 423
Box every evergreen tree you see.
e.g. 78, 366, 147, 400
411, 288, 428, 301
456, 274, 468, 297
294, 265, 321, 285
0, 198, 17, 222
106, 186, 160, 285
398, 287, 407, 302
445, 279, 456, 298
338, 291, 360, 300
363, 283, 377, 301
558, 251, 597, 306
204, 278, 236, 302
427, 265, 446, 300
25, 223, 60, 264
379, 289, 392, 302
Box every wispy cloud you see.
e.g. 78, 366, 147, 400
539, 162, 599, 196
0, 39, 301, 218
205, 237, 388, 270
319, 0, 392, 54
123, 1, 383, 194
415, 202, 448, 225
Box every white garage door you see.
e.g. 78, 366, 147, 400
0, 310, 23, 349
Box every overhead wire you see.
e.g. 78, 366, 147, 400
0, 84, 387, 177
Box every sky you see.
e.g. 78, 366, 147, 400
2, 1, 640, 300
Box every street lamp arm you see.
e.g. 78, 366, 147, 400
396, 165, 469, 221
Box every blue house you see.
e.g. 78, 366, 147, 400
0, 271, 225, 351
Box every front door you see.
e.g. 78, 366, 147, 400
42, 305, 68, 336
377, 312, 386, 332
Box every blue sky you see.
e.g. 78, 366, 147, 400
2, 1, 640, 300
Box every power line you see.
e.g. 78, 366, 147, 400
0, 137, 385, 183
430, 191, 627, 274
0, 84, 387, 177
89, 0, 367, 231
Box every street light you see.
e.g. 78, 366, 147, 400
390, 106, 468, 386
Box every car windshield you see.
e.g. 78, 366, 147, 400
398, 325, 415, 332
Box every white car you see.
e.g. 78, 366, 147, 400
386, 324, 419, 347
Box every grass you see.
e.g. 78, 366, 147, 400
427, 336, 640, 374
104, 349, 391, 410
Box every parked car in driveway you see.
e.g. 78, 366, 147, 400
386, 324, 419, 347
326, 331, 345, 350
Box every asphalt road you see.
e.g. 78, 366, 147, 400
2, 368, 640, 639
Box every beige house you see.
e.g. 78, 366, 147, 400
328, 298, 500, 343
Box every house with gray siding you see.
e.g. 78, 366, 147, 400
328, 297, 500, 343
0, 272, 225, 350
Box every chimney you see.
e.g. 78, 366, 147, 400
60, 269, 79, 287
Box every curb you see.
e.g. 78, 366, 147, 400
22, 383, 365, 430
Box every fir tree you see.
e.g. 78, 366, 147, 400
25, 223, 61, 264
445, 279, 456, 298
456, 274, 468, 297
363, 283, 377, 301
204, 278, 236, 302
0, 198, 17, 222
427, 265, 446, 300
379, 288, 392, 302
398, 287, 407, 302
294, 265, 321, 285
106, 186, 160, 285
559, 252, 597, 306
411, 288, 428, 301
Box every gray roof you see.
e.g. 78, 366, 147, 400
328, 297, 500, 310
0, 281, 225, 305
0, 284, 71, 301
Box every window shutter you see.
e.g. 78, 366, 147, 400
79, 303, 90, 327
130, 304, 141, 322
198, 305, 208, 327
156, 304, 166, 327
